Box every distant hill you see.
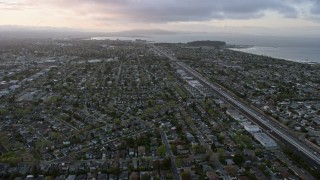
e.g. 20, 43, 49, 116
118, 29, 176, 36
0, 26, 177, 39
0, 25, 95, 39
0, 25, 80, 32
187, 40, 226, 48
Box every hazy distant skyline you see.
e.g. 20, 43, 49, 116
1, 0, 320, 36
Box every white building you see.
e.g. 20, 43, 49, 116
0, 90, 9, 97
242, 122, 260, 132
253, 133, 277, 148
226, 109, 246, 121
187, 80, 202, 88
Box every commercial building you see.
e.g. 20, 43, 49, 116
253, 133, 277, 148
242, 122, 260, 132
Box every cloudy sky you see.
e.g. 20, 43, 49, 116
1, 0, 320, 36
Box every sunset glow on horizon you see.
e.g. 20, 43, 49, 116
1, 0, 320, 36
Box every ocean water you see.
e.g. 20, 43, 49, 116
230, 46, 320, 64
91, 34, 320, 64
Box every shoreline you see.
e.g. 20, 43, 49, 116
229, 46, 320, 65
88, 36, 320, 65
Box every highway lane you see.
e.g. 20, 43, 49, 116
177, 61, 320, 167
152, 45, 320, 168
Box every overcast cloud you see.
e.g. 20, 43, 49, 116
1, 0, 320, 33
33, 0, 320, 23
310, 0, 320, 15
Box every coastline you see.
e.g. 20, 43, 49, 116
89, 36, 320, 64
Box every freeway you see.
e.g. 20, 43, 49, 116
152, 45, 320, 168
176, 61, 320, 167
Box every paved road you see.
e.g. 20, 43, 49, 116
152, 44, 320, 169
181, 109, 231, 180
178, 61, 320, 167
115, 62, 122, 87
159, 128, 181, 180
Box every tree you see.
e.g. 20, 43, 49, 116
32, 164, 39, 178
170, 144, 177, 155
233, 153, 244, 166
2, 76, 9, 82
0, 108, 7, 116
114, 118, 121, 126
107, 167, 121, 175
176, 158, 183, 168
157, 144, 166, 157
218, 133, 225, 143
161, 158, 171, 170
181, 172, 191, 180
141, 174, 151, 180
219, 155, 226, 164
217, 148, 225, 156
49, 167, 60, 177
209, 153, 220, 167
225, 165, 237, 176
255, 149, 263, 157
